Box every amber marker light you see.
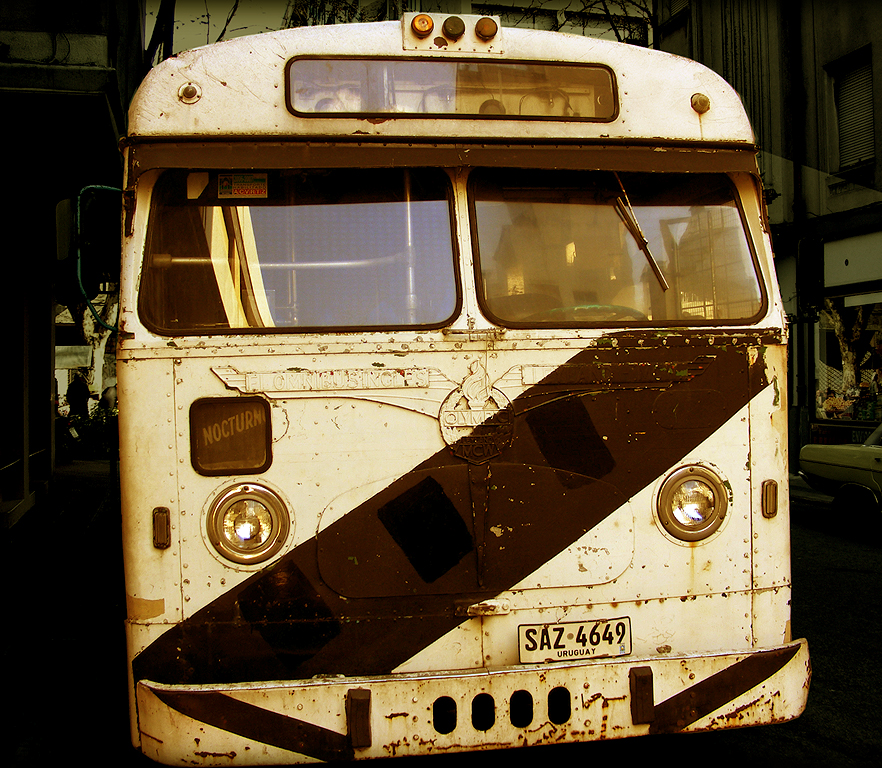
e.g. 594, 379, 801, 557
475, 17, 499, 41
411, 14, 434, 38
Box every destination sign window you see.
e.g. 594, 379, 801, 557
190, 397, 272, 476
286, 57, 617, 120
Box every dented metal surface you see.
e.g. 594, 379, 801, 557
120, 333, 806, 763
134, 642, 809, 763
118, 17, 808, 765
126, 18, 753, 145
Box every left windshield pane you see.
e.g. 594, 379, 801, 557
139, 168, 458, 334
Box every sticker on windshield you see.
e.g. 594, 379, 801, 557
219, 173, 268, 198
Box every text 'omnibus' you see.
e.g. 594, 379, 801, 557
118, 14, 810, 765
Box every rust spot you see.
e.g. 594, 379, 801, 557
650, 645, 801, 734
719, 695, 763, 721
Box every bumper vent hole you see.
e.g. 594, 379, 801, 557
471, 693, 495, 731
432, 696, 457, 734
510, 689, 534, 727
548, 686, 572, 724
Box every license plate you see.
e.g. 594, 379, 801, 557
518, 617, 632, 663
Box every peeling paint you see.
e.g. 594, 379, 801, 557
127, 594, 165, 620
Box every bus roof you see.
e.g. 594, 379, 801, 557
128, 16, 755, 147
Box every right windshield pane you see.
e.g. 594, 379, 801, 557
472, 169, 764, 326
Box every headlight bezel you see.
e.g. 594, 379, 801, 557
206, 482, 290, 565
656, 464, 729, 542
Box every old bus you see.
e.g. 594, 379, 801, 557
118, 14, 809, 764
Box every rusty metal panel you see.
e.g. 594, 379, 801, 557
124, 333, 781, 688
124, 143, 763, 179
116, 25, 803, 760
135, 640, 809, 763
750, 343, 791, 579
127, 22, 755, 145
118, 355, 181, 626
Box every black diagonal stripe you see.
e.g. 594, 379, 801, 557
151, 689, 353, 762
526, 394, 615, 486
649, 643, 802, 734
133, 333, 769, 686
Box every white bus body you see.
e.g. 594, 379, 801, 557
119, 16, 809, 765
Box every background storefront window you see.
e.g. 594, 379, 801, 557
815, 298, 882, 421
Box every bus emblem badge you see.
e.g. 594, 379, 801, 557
439, 361, 513, 464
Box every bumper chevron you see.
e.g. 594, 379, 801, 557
137, 639, 809, 764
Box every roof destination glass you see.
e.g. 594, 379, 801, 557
286, 58, 617, 121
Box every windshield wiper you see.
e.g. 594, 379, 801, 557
613, 173, 669, 292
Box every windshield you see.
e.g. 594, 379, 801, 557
139, 168, 459, 333
139, 166, 765, 335
472, 169, 764, 326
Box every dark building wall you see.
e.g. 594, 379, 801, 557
0, 1, 144, 526
657, 0, 882, 458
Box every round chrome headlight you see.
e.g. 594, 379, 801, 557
657, 466, 728, 541
207, 484, 289, 564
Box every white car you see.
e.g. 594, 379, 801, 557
799, 422, 882, 510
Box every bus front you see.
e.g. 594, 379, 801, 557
119, 15, 809, 765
